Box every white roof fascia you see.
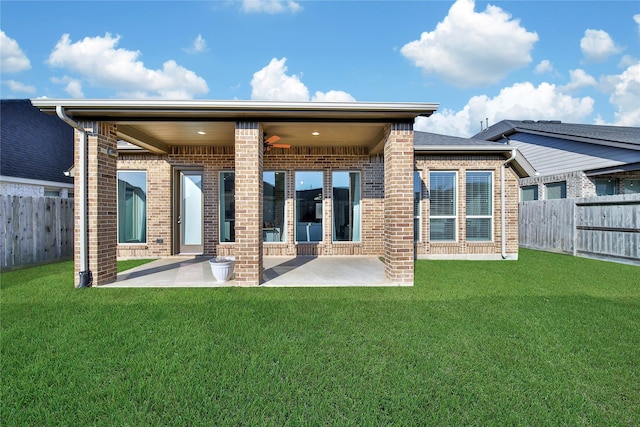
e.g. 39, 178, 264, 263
1, 175, 74, 189
31, 99, 439, 119
414, 145, 511, 152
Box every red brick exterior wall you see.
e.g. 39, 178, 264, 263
77, 122, 525, 287
415, 154, 520, 258
234, 122, 263, 285
74, 123, 118, 286
384, 124, 415, 283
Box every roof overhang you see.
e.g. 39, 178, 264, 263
585, 162, 640, 176
414, 145, 537, 178
31, 99, 439, 155
496, 128, 640, 151
30, 99, 438, 122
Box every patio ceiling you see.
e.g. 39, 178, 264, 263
31, 99, 439, 155
116, 121, 390, 152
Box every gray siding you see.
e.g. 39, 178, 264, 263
511, 133, 640, 176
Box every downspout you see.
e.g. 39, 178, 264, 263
56, 106, 92, 287
501, 147, 518, 259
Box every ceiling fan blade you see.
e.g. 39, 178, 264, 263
271, 143, 291, 149
265, 135, 280, 144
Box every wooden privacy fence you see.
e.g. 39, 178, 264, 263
1, 196, 74, 269
519, 194, 640, 265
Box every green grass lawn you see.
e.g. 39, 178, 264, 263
2, 249, 638, 425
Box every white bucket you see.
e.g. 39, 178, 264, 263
209, 257, 235, 282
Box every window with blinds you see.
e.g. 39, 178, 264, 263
429, 171, 457, 241
466, 171, 492, 241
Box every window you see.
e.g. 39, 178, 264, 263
546, 181, 567, 199
117, 171, 147, 244
264, 171, 286, 242
466, 172, 493, 241
295, 171, 323, 242
332, 171, 361, 242
521, 185, 538, 201
414, 171, 422, 242
220, 172, 234, 242
595, 178, 618, 196
44, 190, 60, 197
623, 179, 639, 194
429, 171, 457, 241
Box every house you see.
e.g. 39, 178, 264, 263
473, 120, 640, 200
30, 99, 532, 287
1, 99, 74, 198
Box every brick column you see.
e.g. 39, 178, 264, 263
384, 123, 414, 284
234, 122, 263, 285
74, 122, 118, 286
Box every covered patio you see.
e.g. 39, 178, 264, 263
31, 99, 438, 288
106, 256, 400, 287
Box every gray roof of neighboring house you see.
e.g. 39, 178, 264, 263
415, 131, 508, 148
414, 131, 536, 177
473, 120, 640, 147
1, 99, 74, 185
472, 120, 640, 177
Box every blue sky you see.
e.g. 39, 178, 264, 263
1, 0, 638, 136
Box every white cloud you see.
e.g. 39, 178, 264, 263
185, 35, 207, 54
251, 57, 309, 101
47, 33, 208, 99
634, 14, 640, 35
311, 90, 355, 102
241, 0, 301, 14
559, 69, 597, 93
251, 57, 355, 102
534, 59, 554, 75
51, 76, 85, 98
580, 29, 621, 62
415, 81, 594, 137
5, 79, 36, 94
599, 63, 640, 126
0, 30, 31, 73
400, 0, 538, 87
619, 55, 639, 68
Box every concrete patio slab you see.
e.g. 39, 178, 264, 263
103, 256, 406, 288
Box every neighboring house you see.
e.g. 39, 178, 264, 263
473, 120, 640, 200
0, 99, 74, 198
31, 99, 532, 287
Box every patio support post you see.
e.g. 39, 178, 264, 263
383, 122, 415, 284
234, 122, 263, 285
83, 122, 118, 286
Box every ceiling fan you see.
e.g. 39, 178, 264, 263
264, 134, 291, 152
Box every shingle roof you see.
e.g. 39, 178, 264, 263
471, 120, 640, 176
415, 131, 507, 147
1, 99, 74, 184
473, 120, 640, 147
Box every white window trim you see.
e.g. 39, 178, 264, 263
331, 170, 362, 244
414, 171, 422, 243
264, 170, 287, 244
429, 170, 458, 242
117, 170, 147, 245
466, 171, 494, 243
219, 171, 234, 244
294, 170, 324, 244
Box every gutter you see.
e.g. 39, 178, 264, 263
414, 145, 511, 153
56, 106, 92, 287
501, 148, 518, 260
